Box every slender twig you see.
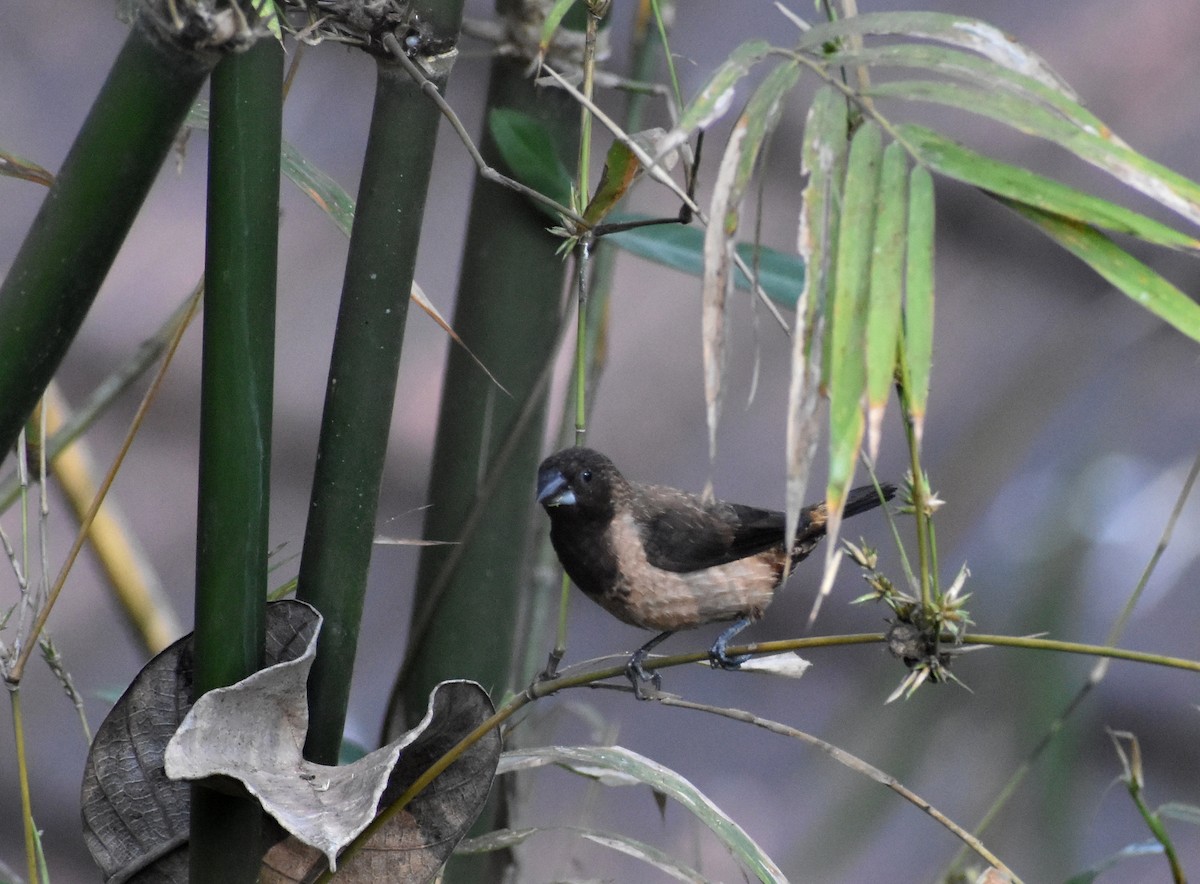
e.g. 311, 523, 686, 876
6, 283, 202, 685
381, 33, 587, 228
10, 689, 39, 884
1093, 449, 1200, 677
333, 622, 1200, 879
541, 63, 697, 211
945, 447, 1200, 876
659, 694, 1021, 883
541, 63, 791, 331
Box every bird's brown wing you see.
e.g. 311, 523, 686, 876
631, 483, 787, 573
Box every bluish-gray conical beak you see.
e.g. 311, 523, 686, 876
536, 469, 575, 506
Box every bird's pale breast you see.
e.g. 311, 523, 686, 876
602, 511, 786, 631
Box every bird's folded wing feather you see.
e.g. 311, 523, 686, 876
631, 483, 787, 573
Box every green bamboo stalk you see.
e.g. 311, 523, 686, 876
190, 36, 283, 883
295, 7, 464, 765
389, 57, 580, 728
0, 11, 218, 461
381, 43, 581, 883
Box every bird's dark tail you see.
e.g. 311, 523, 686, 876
844, 482, 897, 518
791, 482, 896, 562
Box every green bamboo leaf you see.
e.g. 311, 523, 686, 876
458, 826, 710, 882
498, 746, 786, 883
252, 0, 283, 41
823, 43, 1102, 134
699, 61, 801, 459
826, 121, 883, 514
605, 219, 804, 305
537, 0, 579, 59
999, 198, 1200, 343
865, 142, 908, 461
189, 101, 357, 235
281, 140, 357, 237
904, 167, 936, 447
1158, 802, 1200, 826
788, 85, 848, 554
583, 139, 644, 225
581, 831, 710, 882
796, 11, 1073, 94
868, 79, 1200, 229
487, 107, 573, 211
731, 61, 802, 203
456, 828, 540, 853
671, 39, 772, 142
899, 124, 1200, 251
1064, 841, 1165, 884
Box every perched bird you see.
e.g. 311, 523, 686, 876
536, 447, 895, 697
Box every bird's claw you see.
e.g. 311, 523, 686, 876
708, 617, 752, 670
707, 643, 751, 670
625, 651, 662, 700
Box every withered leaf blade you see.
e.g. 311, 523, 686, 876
80, 599, 318, 884
259, 680, 500, 883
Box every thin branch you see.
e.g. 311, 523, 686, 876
6, 283, 202, 685
946, 446, 1200, 876
658, 694, 1021, 883
381, 33, 588, 228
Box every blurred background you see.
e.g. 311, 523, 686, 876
2, 0, 1199, 881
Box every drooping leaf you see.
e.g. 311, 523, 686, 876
730, 61, 802, 202
661, 39, 773, 154
822, 43, 1102, 134
826, 121, 884, 523
258, 681, 499, 882
497, 746, 786, 883
457, 826, 711, 882
903, 166, 936, 447
865, 142, 909, 461
699, 59, 803, 461
868, 80, 1200, 229
700, 60, 801, 462
81, 600, 319, 883
900, 124, 1200, 250
536, 0, 581, 62
583, 128, 675, 225
796, 12, 1074, 95
164, 622, 498, 876
701, 116, 743, 461
999, 199, 1200, 343
787, 85, 848, 554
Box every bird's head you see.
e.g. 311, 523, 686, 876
536, 447, 622, 520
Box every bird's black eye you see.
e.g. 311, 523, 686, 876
580, 469, 593, 483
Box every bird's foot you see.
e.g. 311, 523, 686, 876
708, 618, 752, 670
625, 649, 662, 700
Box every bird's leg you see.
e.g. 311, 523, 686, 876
708, 617, 753, 670
626, 630, 673, 699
